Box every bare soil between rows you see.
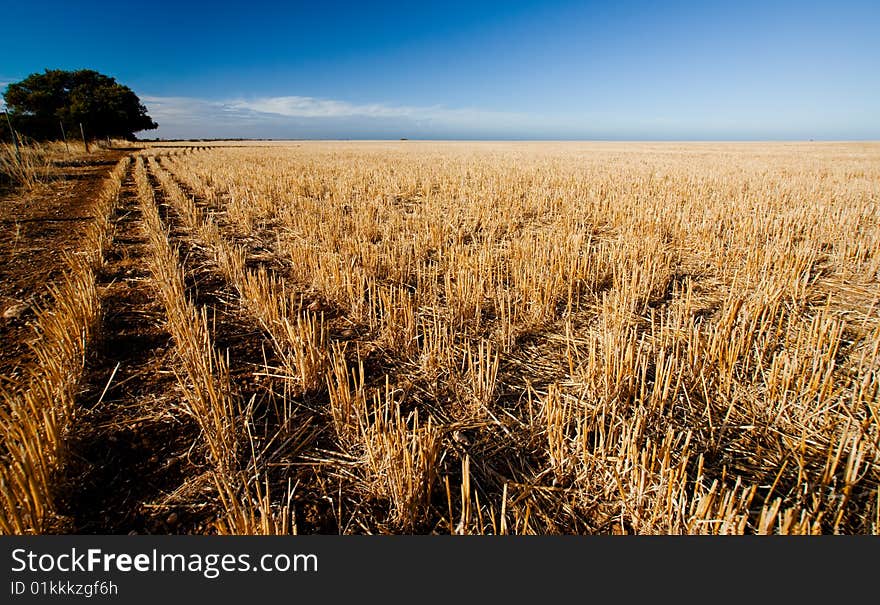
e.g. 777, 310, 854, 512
0, 150, 128, 386
55, 164, 212, 534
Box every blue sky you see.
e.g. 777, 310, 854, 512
1, 0, 878, 139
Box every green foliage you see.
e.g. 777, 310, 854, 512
2, 69, 157, 140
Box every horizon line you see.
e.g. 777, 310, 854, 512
136, 137, 880, 143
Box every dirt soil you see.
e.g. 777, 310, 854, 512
0, 150, 127, 387
55, 164, 212, 534
4, 150, 345, 534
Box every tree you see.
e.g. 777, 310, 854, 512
2, 69, 157, 141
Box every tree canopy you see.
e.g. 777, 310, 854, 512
2, 69, 157, 141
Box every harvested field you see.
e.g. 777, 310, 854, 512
2, 141, 879, 534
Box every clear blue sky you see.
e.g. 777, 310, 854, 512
1, 0, 878, 139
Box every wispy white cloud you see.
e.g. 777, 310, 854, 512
144, 93, 784, 140
231, 96, 525, 122
140, 94, 549, 139
0, 80, 12, 111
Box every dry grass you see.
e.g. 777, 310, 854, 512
151, 141, 878, 534
0, 156, 129, 533
5, 141, 878, 535
0, 139, 126, 189
135, 155, 298, 534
